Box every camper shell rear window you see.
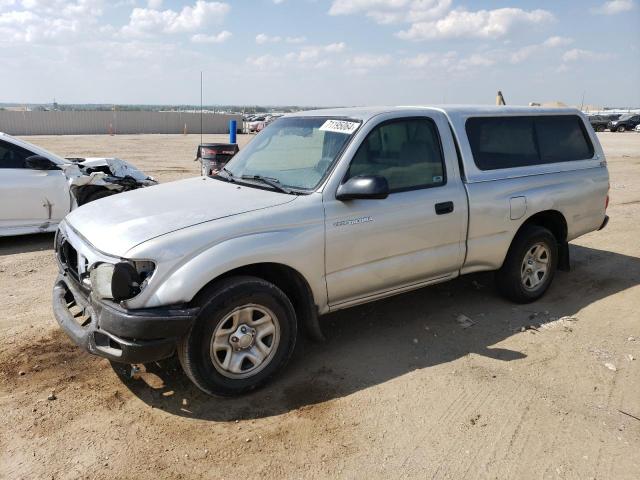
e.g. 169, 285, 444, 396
465, 115, 595, 170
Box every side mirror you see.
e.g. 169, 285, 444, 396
336, 175, 389, 201
25, 155, 60, 171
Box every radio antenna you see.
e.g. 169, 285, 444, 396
200, 71, 203, 145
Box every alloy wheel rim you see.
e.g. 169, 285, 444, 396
520, 243, 550, 291
210, 304, 280, 379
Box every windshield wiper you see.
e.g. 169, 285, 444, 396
240, 175, 292, 194
214, 167, 235, 182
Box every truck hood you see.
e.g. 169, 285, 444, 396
64, 177, 296, 256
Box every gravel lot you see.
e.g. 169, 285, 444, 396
1, 133, 639, 479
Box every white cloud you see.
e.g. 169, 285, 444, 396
345, 53, 392, 69
399, 34, 576, 75
147, 0, 162, 9
18, 0, 104, 17
191, 30, 231, 43
246, 54, 282, 70
285, 42, 345, 61
256, 33, 281, 44
329, 1, 554, 44
507, 36, 573, 63
324, 42, 346, 53
401, 51, 457, 68
397, 8, 554, 41
591, 0, 635, 15
0, 0, 104, 43
329, 0, 452, 24
256, 33, 306, 45
247, 42, 346, 71
122, 1, 230, 37
542, 36, 573, 47
562, 48, 613, 62
285, 36, 306, 44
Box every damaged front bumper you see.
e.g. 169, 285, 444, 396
52, 273, 199, 363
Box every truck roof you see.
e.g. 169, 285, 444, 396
292, 105, 582, 123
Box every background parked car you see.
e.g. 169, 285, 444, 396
247, 116, 267, 132
0, 132, 156, 236
608, 114, 640, 132
588, 115, 609, 132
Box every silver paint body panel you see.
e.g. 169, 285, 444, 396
58, 105, 609, 315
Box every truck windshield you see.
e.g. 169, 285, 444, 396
223, 117, 361, 191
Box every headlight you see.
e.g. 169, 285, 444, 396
90, 261, 155, 301
90, 263, 116, 299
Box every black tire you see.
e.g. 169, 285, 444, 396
617, 125, 626, 133
596, 125, 605, 132
496, 225, 558, 303
178, 276, 297, 396
82, 188, 116, 204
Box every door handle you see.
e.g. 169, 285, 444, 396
435, 201, 454, 215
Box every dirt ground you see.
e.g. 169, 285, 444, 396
1, 133, 639, 479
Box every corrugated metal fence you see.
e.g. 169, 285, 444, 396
0, 111, 243, 135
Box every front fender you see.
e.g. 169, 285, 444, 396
132, 227, 327, 313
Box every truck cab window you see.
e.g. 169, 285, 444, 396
346, 118, 446, 192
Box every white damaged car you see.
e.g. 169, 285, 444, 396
0, 132, 157, 237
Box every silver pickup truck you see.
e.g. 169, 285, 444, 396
52, 106, 609, 396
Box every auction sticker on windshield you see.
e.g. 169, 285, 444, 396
319, 119, 360, 135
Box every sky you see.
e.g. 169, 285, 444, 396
1, 0, 639, 107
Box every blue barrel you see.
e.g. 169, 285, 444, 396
229, 120, 237, 144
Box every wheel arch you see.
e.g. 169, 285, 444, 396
191, 262, 324, 342
505, 209, 569, 271
519, 210, 568, 244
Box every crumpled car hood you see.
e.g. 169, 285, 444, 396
64, 177, 296, 257
62, 157, 156, 190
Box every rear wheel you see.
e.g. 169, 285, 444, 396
496, 225, 558, 303
596, 125, 605, 132
178, 276, 297, 396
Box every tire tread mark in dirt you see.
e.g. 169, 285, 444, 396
599, 361, 620, 480
458, 383, 528, 480
446, 386, 505, 480
397, 388, 472, 478
430, 387, 494, 480
456, 383, 525, 480
430, 389, 481, 479
463, 381, 530, 479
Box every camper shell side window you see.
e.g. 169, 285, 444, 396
465, 115, 595, 171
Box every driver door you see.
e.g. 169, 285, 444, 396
0, 140, 70, 232
323, 116, 467, 308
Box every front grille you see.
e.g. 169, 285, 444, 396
56, 232, 81, 283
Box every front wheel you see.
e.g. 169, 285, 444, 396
178, 276, 297, 396
496, 225, 558, 303
617, 125, 626, 132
